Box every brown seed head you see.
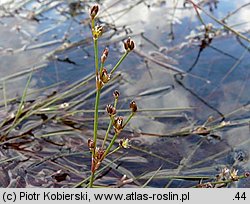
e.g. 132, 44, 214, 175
101, 47, 109, 64
244, 172, 250, 178
124, 38, 135, 51
113, 90, 120, 99
87, 138, 95, 150
90, 4, 99, 19
100, 68, 110, 84
129, 101, 137, 113
123, 41, 128, 50
114, 116, 124, 132
96, 147, 105, 160
106, 104, 116, 116
96, 75, 103, 90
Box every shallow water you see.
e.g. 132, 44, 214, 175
0, 0, 250, 187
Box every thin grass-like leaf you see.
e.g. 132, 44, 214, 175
2, 80, 7, 110
0, 64, 47, 82
0, 81, 65, 107
131, 145, 178, 166
0, 156, 20, 164
102, 157, 141, 186
141, 165, 162, 188
6, 72, 33, 134
36, 129, 79, 138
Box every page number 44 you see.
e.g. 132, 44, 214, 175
234, 192, 246, 201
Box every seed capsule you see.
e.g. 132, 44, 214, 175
96, 147, 105, 160
129, 101, 137, 113
113, 90, 120, 99
101, 47, 109, 64
113, 116, 124, 132
106, 104, 116, 116
90, 5, 99, 19
88, 138, 95, 150
96, 75, 103, 90
124, 38, 135, 51
100, 68, 110, 84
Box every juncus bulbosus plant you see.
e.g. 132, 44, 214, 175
88, 4, 137, 188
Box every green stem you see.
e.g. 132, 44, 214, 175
110, 51, 129, 75
102, 118, 113, 149
100, 62, 104, 73
108, 146, 121, 156
93, 89, 100, 145
89, 16, 100, 188
89, 171, 95, 188
91, 18, 98, 74
103, 112, 135, 158
103, 132, 119, 158
91, 19, 95, 30
94, 39, 99, 74
114, 97, 118, 107
89, 64, 100, 189
102, 98, 118, 149
123, 112, 135, 128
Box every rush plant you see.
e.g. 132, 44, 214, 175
88, 4, 137, 188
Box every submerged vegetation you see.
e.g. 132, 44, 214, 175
0, 0, 250, 187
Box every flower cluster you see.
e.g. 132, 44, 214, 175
216, 167, 239, 182
196, 167, 250, 188
92, 25, 103, 40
